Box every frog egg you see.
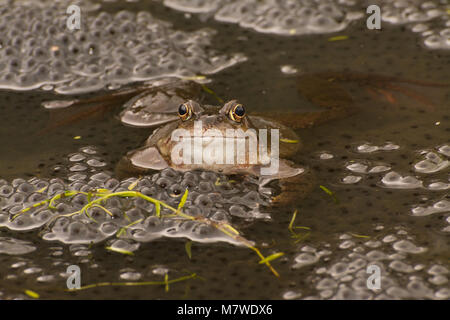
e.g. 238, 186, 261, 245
104, 178, 120, 190
11, 179, 26, 188
292, 252, 320, 269
183, 172, 199, 184
155, 177, 173, 189
144, 216, 162, 229
192, 223, 215, 237
240, 191, 265, 208
70, 194, 89, 208
427, 265, 449, 276
86, 206, 110, 222
69, 164, 88, 172
31, 209, 54, 224
8, 192, 26, 206
392, 240, 427, 254
90, 172, 111, 183
100, 222, 118, 236
68, 173, 87, 182
7, 214, 36, 231
138, 186, 156, 198
208, 209, 229, 222
194, 194, 214, 208
47, 182, 64, 196
168, 184, 184, 198
133, 197, 155, 212
86, 158, 107, 168
66, 222, 89, 239
229, 204, 252, 218
0, 185, 14, 198
381, 171, 423, 189
26, 192, 47, 204
184, 205, 202, 217
197, 181, 213, 193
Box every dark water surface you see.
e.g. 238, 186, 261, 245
0, 1, 449, 299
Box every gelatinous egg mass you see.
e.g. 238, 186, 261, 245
0, 0, 245, 94
162, 0, 450, 49
0, 147, 272, 246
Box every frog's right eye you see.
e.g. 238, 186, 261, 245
178, 103, 192, 121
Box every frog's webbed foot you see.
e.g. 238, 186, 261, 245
115, 146, 169, 179
270, 168, 315, 206
254, 159, 311, 205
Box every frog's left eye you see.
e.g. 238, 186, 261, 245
229, 104, 245, 122
178, 103, 192, 121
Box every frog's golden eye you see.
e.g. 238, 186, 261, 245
178, 103, 192, 121
229, 103, 245, 122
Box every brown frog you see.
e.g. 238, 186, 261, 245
43, 73, 445, 202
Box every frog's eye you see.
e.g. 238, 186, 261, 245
229, 104, 245, 122
178, 103, 192, 121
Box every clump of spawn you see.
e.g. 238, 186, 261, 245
375, 0, 450, 50
0, 0, 245, 94
162, 0, 450, 49
285, 227, 449, 300
163, 0, 363, 35
0, 146, 272, 247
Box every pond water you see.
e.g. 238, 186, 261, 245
0, 0, 449, 299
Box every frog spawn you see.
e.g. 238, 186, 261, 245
339, 143, 450, 191
376, 0, 450, 50
162, 0, 450, 49
285, 227, 449, 300
0, 147, 272, 247
163, 0, 363, 35
0, 0, 244, 94
317, 142, 450, 233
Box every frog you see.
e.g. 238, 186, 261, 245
42, 73, 446, 203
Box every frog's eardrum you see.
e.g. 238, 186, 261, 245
0, 0, 245, 94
